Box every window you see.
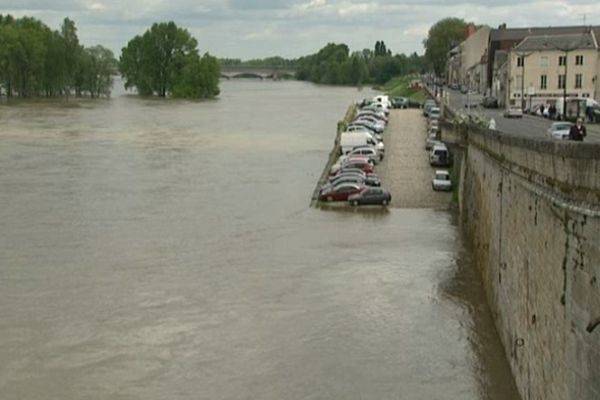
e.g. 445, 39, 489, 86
575, 55, 584, 65
517, 56, 524, 67
540, 75, 547, 90
558, 74, 566, 89
540, 56, 548, 67
559, 56, 566, 66
575, 74, 582, 89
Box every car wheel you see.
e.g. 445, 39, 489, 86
382, 199, 388, 206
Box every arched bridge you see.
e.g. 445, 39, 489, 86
220, 65, 298, 80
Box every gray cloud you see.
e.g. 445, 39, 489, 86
0, 0, 598, 58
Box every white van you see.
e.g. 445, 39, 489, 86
341, 131, 384, 155
429, 143, 451, 166
373, 95, 392, 110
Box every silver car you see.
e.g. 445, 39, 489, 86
546, 122, 572, 140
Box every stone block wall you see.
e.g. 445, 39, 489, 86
458, 129, 600, 400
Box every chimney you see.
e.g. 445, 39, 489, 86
498, 23, 507, 29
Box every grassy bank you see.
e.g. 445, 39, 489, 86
382, 75, 428, 103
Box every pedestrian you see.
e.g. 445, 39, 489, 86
539, 104, 545, 117
488, 118, 496, 130
568, 117, 587, 141
549, 104, 556, 120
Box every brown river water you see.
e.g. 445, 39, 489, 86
0, 80, 519, 399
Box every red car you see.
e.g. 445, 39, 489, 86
319, 183, 364, 202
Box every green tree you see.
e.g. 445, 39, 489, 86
423, 17, 468, 76
120, 22, 219, 98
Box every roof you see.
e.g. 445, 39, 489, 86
514, 32, 597, 51
489, 25, 599, 42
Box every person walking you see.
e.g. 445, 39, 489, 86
569, 117, 587, 141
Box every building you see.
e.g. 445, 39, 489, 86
486, 24, 600, 92
446, 25, 491, 93
505, 31, 600, 109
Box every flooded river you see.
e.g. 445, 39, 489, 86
0, 80, 518, 399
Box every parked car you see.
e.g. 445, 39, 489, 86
354, 116, 385, 131
348, 187, 391, 206
504, 107, 523, 118
356, 110, 388, 123
432, 170, 452, 191
324, 174, 381, 190
319, 183, 364, 202
330, 158, 374, 175
460, 85, 469, 94
348, 145, 383, 162
425, 134, 441, 150
428, 119, 440, 133
351, 119, 384, 134
428, 107, 441, 120
429, 143, 452, 166
546, 122, 573, 140
329, 168, 378, 180
481, 96, 498, 108
423, 100, 437, 116
391, 97, 408, 109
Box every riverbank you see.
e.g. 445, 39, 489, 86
310, 104, 357, 207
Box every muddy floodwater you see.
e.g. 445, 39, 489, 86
0, 80, 519, 399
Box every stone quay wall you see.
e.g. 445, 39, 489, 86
450, 124, 600, 400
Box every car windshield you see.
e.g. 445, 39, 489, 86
436, 173, 448, 180
553, 123, 572, 130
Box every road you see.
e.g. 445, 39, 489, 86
443, 88, 600, 143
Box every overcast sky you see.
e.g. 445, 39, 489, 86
1, 0, 599, 59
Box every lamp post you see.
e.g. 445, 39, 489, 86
514, 51, 532, 112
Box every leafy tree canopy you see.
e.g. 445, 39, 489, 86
0, 15, 116, 98
119, 22, 219, 98
423, 17, 468, 76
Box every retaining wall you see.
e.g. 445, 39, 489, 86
456, 126, 600, 400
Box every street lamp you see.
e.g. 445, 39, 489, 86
513, 51, 532, 112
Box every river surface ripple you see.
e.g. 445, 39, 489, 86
0, 80, 518, 399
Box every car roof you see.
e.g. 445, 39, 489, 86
432, 143, 447, 150
435, 170, 449, 175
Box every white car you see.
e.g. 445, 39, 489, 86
425, 134, 441, 150
348, 146, 382, 163
432, 170, 452, 191
504, 107, 523, 118
546, 122, 573, 140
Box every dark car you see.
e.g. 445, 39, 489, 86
348, 187, 391, 206
391, 97, 408, 109
481, 96, 498, 108
326, 174, 381, 189
350, 119, 383, 134
319, 183, 364, 202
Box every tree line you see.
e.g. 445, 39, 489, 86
0, 15, 117, 98
295, 41, 424, 85
0, 16, 220, 99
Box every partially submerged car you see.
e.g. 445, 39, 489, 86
319, 183, 364, 202
348, 187, 391, 206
